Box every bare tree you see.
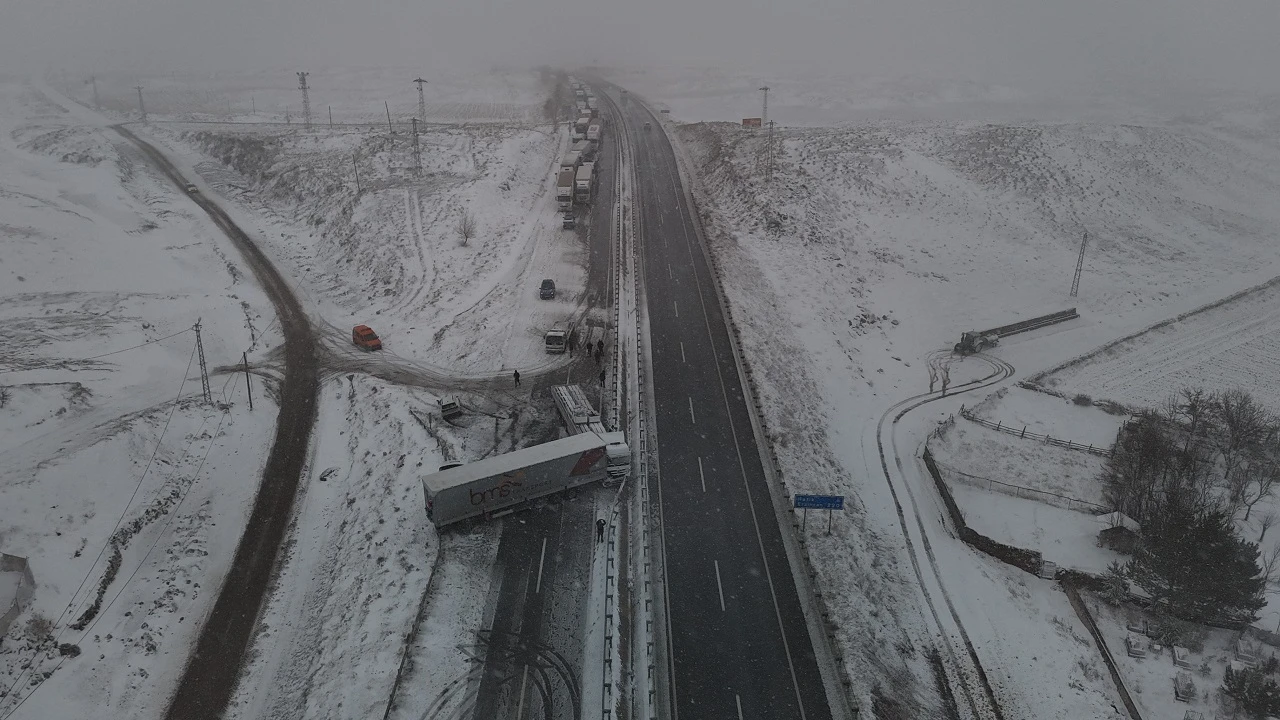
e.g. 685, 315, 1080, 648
1260, 543, 1280, 597
1258, 509, 1279, 544
1212, 389, 1275, 496
456, 210, 476, 246
1238, 459, 1280, 522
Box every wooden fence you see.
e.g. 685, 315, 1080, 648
960, 406, 1113, 458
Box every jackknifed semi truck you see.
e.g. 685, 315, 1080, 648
422, 431, 631, 526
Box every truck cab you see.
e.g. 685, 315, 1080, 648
644, 121, 651, 131
562, 213, 576, 230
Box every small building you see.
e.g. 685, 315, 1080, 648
1097, 511, 1141, 554
1, 553, 35, 642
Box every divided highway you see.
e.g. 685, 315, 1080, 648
608, 95, 835, 719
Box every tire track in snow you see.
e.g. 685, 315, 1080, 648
871, 352, 1013, 720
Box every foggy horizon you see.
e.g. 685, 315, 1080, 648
7, 0, 1280, 97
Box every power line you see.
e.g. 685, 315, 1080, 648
0, 343, 197, 716
0, 326, 193, 375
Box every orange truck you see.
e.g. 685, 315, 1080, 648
352, 325, 382, 350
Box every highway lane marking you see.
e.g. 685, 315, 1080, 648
668, 155, 811, 720
689, 397, 696, 424
714, 560, 726, 611
535, 537, 548, 593
736, 694, 744, 720
698, 456, 706, 492
516, 664, 530, 718
669, 264, 673, 279
681, 342, 686, 363
674, 300, 679, 318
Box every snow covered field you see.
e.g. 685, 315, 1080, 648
0, 81, 276, 718
1036, 276, 1280, 414
666, 75, 1280, 715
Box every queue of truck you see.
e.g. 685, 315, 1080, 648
559, 82, 603, 228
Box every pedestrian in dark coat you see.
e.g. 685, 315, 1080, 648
513, 369, 521, 387
599, 368, 606, 387
596, 518, 606, 542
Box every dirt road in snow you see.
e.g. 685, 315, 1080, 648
111, 124, 322, 720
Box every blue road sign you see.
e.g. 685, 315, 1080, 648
794, 494, 844, 510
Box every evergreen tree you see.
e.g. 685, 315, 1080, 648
1223, 664, 1280, 718
1126, 490, 1266, 625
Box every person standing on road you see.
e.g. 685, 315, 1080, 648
513, 369, 521, 388
597, 339, 604, 356
568, 333, 576, 357
599, 368, 606, 387
596, 518, 606, 543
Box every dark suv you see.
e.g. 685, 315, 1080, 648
539, 279, 556, 299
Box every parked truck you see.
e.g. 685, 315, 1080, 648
954, 308, 1079, 355
574, 163, 594, 204
556, 168, 575, 211
560, 149, 581, 174
586, 123, 601, 142
575, 115, 591, 134
422, 431, 631, 526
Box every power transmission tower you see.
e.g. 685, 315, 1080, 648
411, 117, 422, 174
759, 85, 770, 127
385, 101, 394, 134
194, 320, 211, 404
1070, 231, 1089, 297
414, 77, 428, 121
297, 71, 312, 130
765, 120, 777, 183
285, 108, 291, 125
352, 153, 362, 192
134, 85, 146, 122
89, 75, 100, 108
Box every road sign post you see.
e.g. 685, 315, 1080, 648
794, 494, 844, 536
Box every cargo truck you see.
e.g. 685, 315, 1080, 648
422, 431, 631, 526
560, 149, 581, 174
574, 163, 594, 204
556, 168, 575, 211
575, 116, 591, 133
586, 123, 601, 142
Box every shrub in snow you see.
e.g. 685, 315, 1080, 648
24, 614, 53, 645
1150, 616, 1207, 653
1073, 393, 1092, 406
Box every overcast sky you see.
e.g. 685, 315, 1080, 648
6, 0, 1280, 95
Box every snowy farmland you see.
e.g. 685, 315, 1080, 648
0, 81, 277, 719
665, 78, 1280, 715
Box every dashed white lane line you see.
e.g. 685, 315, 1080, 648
736, 694, 744, 720
681, 341, 686, 363
535, 537, 548, 593
714, 560, 726, 612
698, 456, 706, 493
688, 397, 696, 424
674, 300, 679, 318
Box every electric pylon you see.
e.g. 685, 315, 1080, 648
194, 320, 211, 404
414, 77, 428, 121
297, 72, 312, 130
1070, 231, 1088, 297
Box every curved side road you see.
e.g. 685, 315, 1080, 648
111, 125, 321, 720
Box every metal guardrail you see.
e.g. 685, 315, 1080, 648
958, 406, 1113, 457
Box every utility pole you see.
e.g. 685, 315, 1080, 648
297, 71, 312, 130
251, 95, 255, 115
328, 105, 333, 127
134, 85, 146, 122
285, 108, 291, 125
411, 117, 422, 174
759, 85, 770, 128
413, 77, 428, 121
1070, 231, 1089, 298
242, 352, 253, 411
352, 153, 362, 192
385, 101, 394, 134
194, 320, 211, 404
89, 75, 100, 109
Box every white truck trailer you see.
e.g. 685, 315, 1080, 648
560, 149, 581, 174
556, 168, 575, 211
574, 162, 594, 204
422, 431, 631, 526
586, 123, 602, 142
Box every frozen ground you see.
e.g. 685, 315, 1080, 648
1036, 276, 1280, 414
129, 114, 594, 381
669, 81, 1280, 714
0, 80, 276, 719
